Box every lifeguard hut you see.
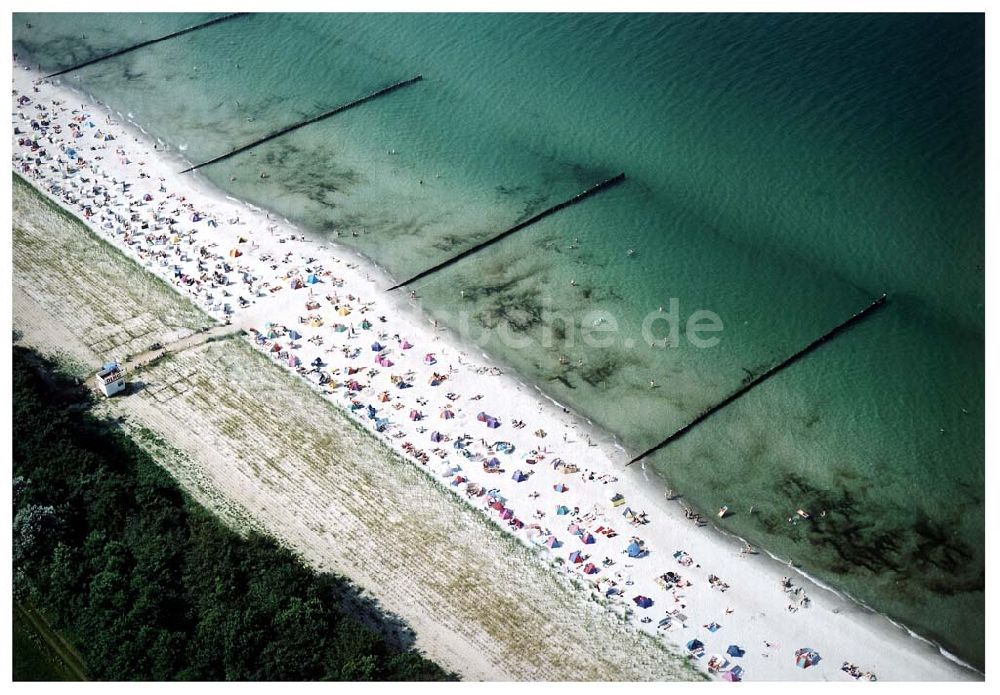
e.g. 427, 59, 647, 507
95, 361, 125, 397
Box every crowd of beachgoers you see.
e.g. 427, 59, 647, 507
11, 63, 977, 682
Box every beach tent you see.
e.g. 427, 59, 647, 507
451, 475, 466, 486
722, 667, 743, 682
726, 645, 745, 658
546, 536, 561, 549
371, 342, 384, 352
794, 648, 821, 669
686, 639, 704, 652
568, 550, 584, 564
583, 563, 599, 575
580, 533, 596, 545
553, 483, 569, 493
477, 412, 490, 422
424, 353, 437, 365
360, 319, 372, 330
378, 392, 390, 402
366, 405, 377, 419
500, 509, 514, 521
291, 277, 304, 289
337, 306, 351, 316
287, 354, 300, 367
627, 540, 645, 558
229, 248, 242, 257
306, 273, 319, 284
431, 431, 444, 442
311, 357, 323, 367
440, 409, 455, 419
486, 418, 501, 429
556, 505, 570, 515
567, 524, 584, 536
401, 340, 413, 349
287, 329, 301, 340
409, 409, 422, 421
632, 595, 653, 609
512, 470, 528, 482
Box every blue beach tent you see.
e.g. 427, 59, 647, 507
726, 645, 745, 658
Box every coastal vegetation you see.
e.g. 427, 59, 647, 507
12, 346, 453, 681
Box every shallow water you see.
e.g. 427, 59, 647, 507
13, 12, 984, 667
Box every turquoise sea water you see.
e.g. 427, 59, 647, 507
13, 13, 984, 668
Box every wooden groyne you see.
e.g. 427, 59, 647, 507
44, 13, 249, 79
386, 172, 626, 291
625, 293, 887, 467
180, 75, 424, 173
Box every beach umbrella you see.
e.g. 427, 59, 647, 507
568, 550, 584, 563
726, 645, 745, 658
632, 595, 654, 609
553, 483, 569, 493
556, 505, 570, 515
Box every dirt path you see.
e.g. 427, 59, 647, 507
15, 603, 88, 681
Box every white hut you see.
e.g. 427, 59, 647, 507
95, 361, 125, 397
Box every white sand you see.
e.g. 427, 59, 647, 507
11, 64, 980, 682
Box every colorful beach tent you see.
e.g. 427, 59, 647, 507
371, 341, 384, 351
431, 431, 443, 442
512, 470, 528, 482
500, 509, 514, 521
306, 273, 319, 284
546, 536, 561, 549
632, 595, 654, 609
627, 540, 645, 558
583, 563, 599, 575
580, 533, 596, 545
553, 483, 569, 493
794, 648, 821, 669
556, 505, 570, 515
568, 550, 584, 563
687, 639, 704, 652
440, 409, 455, 419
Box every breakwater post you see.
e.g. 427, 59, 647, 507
386, 172, 627, 291
179, 75, 423, 173
44, 13, 249, 79
625, 293, 887, 467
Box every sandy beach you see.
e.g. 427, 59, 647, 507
11, 63, 981, 682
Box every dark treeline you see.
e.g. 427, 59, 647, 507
12, 347, 453, 681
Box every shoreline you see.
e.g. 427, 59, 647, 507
12, 64, 981, 681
